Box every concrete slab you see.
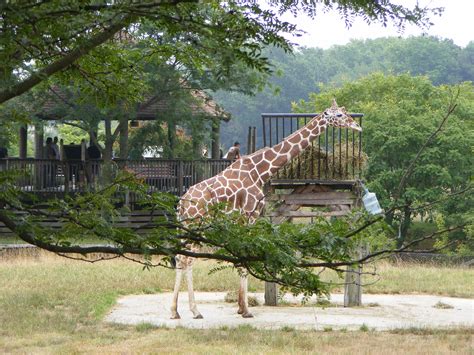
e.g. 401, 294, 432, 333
105, 292, 474, 331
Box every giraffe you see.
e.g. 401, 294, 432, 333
171, 99, 362, 319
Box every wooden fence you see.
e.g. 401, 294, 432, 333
0, 158, 231, 196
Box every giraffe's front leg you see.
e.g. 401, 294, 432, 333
237, 272, 253, 318
186, 263, 203, 319
170, 258, 184, 319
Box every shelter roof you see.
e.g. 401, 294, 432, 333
38, 86, 231, 121
135, 90, 231, 121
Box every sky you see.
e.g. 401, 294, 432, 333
281, 0, 474, 49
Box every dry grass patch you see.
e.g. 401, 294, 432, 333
359, 260, 474, 298
1, 249, 473, 353
3, 326, 472, 354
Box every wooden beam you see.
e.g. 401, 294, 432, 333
277, 199, 354, 206
270, 179, 356, 190
267, 191, 355, 201
266, 210, 349, 217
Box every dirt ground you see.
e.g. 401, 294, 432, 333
106, 292, 473, 331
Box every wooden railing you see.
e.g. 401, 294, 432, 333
0, 158, 232, 196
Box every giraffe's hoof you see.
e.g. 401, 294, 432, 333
241, 312, 254, 318
193, 314, 203, 319
237, 309, 244, 314
170, 313, 181, 320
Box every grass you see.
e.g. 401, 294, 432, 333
0, 250, 473, 353
359, 260, 474, 298
433, 301, 455, 309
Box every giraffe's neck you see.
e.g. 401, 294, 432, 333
253, 114, 327, 184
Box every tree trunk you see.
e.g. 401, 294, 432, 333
385, 210, 394, 226
397, 205, 412, 247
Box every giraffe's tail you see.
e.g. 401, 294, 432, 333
169, 255, 177, 269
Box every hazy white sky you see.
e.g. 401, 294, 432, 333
281, 0, 473, 49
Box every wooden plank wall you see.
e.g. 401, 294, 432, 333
266, 183, 360, 224
0, 209, 168, 238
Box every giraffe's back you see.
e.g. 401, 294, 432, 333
178, 160, 265, 220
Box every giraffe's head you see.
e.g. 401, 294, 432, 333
320, 99, 362, 132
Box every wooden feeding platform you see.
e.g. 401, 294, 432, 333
265, 180, 361, 223
259, 112, 366, 307
260, 112, 365, 221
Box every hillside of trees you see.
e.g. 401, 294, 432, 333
215, 36, 474, 152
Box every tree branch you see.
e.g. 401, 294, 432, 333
0, 14, 133, 104
300, 224, 464, 268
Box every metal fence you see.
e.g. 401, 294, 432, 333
261, 113, 364, 181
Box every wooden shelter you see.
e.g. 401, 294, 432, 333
17, 86, 231, 161
3, 86, 233, 207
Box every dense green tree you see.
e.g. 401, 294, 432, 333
1, 1, 457, 291
217, 36, 474, 148
293, 73, 473, 247
1, 1, 440, 104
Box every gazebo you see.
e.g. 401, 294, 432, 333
17, 86, 231, 161
8, 87, 232, 197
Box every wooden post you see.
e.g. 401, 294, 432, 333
247, 126, 252, 155
19, 125, 28, 158
168, 120, 177, 158
60, 139, 69, 193
344, 263, 362, 307
34, 124, 43, 159
252, 126, 256, 153
177, 160, 184, 196
59, 139, 64, 161
119, 117, 129, 159
33, 124, 43, 189
80, 140, 86, 162
211, 118, 220, 159
264, 282, 278, 306
79, 139, 86, 186
344, 247, 364, 307
264, 183, 278, 306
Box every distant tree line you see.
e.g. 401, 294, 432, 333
216, 36, 474, 150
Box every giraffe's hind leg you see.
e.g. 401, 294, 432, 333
237, 272, 253, 318
186, 263, 203, 319
170, 257, 185, 319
